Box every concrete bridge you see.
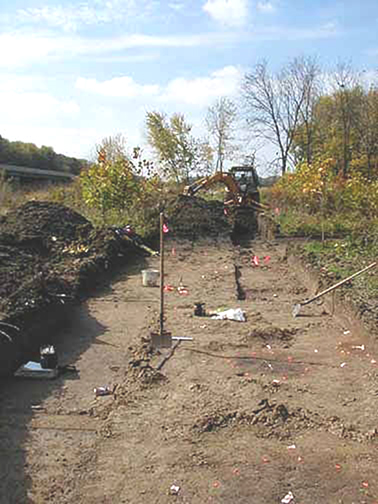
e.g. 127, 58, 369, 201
0, 164, 76, 182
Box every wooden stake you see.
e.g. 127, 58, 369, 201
160, 212, 165, 336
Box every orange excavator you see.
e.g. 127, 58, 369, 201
183, 165, 272, 235
183, 165, 268, 211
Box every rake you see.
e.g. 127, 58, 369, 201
292, 262, 377, 318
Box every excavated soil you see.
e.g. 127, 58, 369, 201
0, 201, 137, 376
1, 199, 378, 504
166, 195, 231, 238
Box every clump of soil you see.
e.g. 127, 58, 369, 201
250, 399, 321, 439
125, 338, 165, 385
243, 326, 297, 347
166, 195, 231, 238
193, 409, 241, 432
0, 201, 135, 377
193, 399, 322, 440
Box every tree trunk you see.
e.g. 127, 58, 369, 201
281, 156, 287, 175
367, 153, 372, 180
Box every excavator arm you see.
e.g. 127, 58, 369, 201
183, 172, 241, 204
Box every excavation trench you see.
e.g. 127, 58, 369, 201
2, 199, 378, 503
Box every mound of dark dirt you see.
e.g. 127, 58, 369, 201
192, 399, 322, 440
0, 201, 135, 377
166, 195, 231, 238
0, 202, 94, 303
0, 201, 92, 247
243, 326, 297, 347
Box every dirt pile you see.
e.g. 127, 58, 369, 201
192, 399, 322, 440
166, 195, 231, 238
242, 326, 297, 347
0, 200, 92, 246
0, 201, 135, 377
0, 202, 93, 305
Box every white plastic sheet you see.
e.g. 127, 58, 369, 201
211, 308, 246, 322
281, 491, 294, 504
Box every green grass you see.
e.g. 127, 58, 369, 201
301, 233, 378, 294
277, 209, 359, 238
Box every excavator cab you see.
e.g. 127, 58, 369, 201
229, 165, 260, 204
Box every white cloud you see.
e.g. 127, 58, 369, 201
322, 21, 336, 31
0, 23, 339, 69
0, 31, 237, 68
203, 0, 248, 27
256, 1, 275, 13
160, 65, 243, 106
168, 2, 185, 11
0, 74, 46, 93
104, 32, 236, 50
0, 124, 99, 158
254, 23, 339, 41
0, 32, 57, 68
17, 0, 155, 32
360, 69, 378, 88
76, 76, 160, 97
0, 91, 80, 123
89, 53, 160, 63
75, 65, 243, 106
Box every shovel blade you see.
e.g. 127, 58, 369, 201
292, 303, 301, 318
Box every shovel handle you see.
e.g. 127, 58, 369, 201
303, 262, 377, 306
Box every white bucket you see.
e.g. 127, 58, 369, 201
141, 269, 159, 287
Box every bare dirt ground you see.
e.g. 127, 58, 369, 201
1, 237, 378, 504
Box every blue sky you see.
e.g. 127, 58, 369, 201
0, 0, 377, 166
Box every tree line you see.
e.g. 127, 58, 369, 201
0, 135, 87, 175
242, 58, 378, 178
144, 57, 378, 181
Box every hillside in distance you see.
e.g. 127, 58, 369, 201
0, 135, 87, 175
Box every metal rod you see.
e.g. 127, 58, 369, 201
302, 261, 377, 307
160, 212, 165, 336
0, 328, 12, 342
0, 322, 20, 330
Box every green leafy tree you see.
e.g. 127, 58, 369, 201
292, 83, 378, 179
354, 86, 378, 178
80, 135, 158, 224
146, 111, 204, 182
80, 157, 139, 215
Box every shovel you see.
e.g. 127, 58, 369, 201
292, 262, 377, 317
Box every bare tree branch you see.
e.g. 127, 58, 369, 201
241, 57, 320, 174
206, 97, 238, 173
